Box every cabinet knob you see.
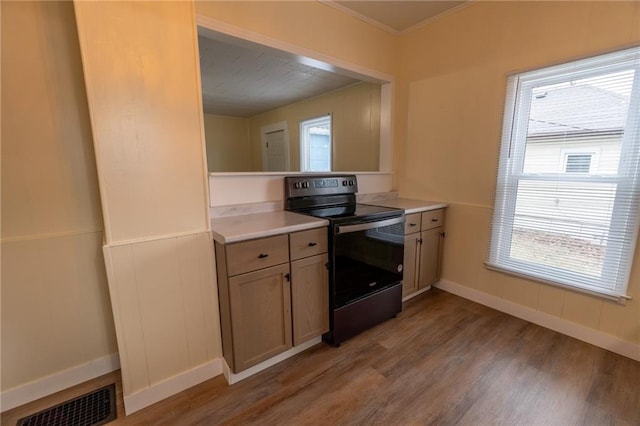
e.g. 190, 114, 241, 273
418, 238, 423, 244
308, 242, 318, 247
284, 273, 290, 282
258, 253, 269, 259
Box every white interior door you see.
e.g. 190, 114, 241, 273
261, 122, 290, 171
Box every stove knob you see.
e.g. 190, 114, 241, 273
342, 180, 348, 186
294, 182, 301, 189
302, 182, 309, 188
348, 179, 354, 185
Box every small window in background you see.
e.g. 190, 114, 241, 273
564, 153, 593, 173
300, 114, 331, 172
487, 46, 640, 301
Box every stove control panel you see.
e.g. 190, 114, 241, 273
285, 175, 358, 198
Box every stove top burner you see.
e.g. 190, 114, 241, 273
297, 203, 403, 224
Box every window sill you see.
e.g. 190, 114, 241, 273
484, 262, 631, 305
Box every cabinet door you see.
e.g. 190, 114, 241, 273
402, 233, 421, 297
419, 227, 443, 289
291, 254, 329, 346
229, 263, 292, 372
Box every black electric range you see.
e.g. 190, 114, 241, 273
285, 175, 405, 346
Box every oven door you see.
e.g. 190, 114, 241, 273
332, 216, 405, 308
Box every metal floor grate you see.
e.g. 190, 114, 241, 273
17, 384, 116, 426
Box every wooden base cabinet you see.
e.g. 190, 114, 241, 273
402, 232, 421, 297
215, 228, 328, 373
291, 253, 329, 346
228, 264, 292, 372
402, 209, 445, 299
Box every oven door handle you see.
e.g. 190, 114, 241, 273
335, 216, 404, 234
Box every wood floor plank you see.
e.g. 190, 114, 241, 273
5, 289, 638, 426
114, 289, 639, 426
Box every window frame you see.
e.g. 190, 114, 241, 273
487, 47, 640, 301
299, 114, 332, 172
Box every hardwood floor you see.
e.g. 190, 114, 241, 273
4, 289, 639, 425
116, 289, 639, 425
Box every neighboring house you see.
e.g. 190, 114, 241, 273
512, 83, 630, 274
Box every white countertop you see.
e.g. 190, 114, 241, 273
364, 198, 448, 214
211, 210, 329, 244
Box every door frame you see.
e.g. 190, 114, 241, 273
260, 121, 290, 171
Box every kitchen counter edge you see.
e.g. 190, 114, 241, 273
211, 210, 329, 244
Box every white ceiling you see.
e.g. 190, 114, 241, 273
327, 0, 470, 33
198, 35, 360, 118
198, 1, 470, 118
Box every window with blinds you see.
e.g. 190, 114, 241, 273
487, 47, 640, 301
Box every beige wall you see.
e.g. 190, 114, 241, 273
247, 82, 381, 172
398, 1, 640, 344
203, 114, 251, 172
1, 0, 117, 393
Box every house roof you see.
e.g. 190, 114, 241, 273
527, 85, 629, 138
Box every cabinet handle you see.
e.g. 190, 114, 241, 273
284, 273, 290, 282
431, 218, 438, 222
258, 253, 269, 259
308, 242, 318, 247
324, 262, 330, 269
418, 238, 423, 244
409, 223, 417, 227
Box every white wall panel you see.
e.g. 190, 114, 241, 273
103, 233, 221, 401
74, 1, 210, 244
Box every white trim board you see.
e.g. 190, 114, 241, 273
123, 358, 223, 415
222, 337, 322, 385
402, 285, 432, 303
1, 353, 120, 413
435, 280, 640, 362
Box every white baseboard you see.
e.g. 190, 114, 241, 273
123, 358, 223, 415
1, 353, 120, 413
222, 337, 322, 385
435, 280, 640, 362
402, 285, 432, 302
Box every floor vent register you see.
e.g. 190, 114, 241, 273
17, 384, 116, 426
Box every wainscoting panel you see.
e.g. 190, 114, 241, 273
103, 231, 222, 414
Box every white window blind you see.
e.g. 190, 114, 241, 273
488, 47, 640, 301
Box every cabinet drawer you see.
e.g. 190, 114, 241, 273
421, 209, 444, 230
290, 228, 327, 260
226, 235, 289, 276
404, 213, 421, 234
